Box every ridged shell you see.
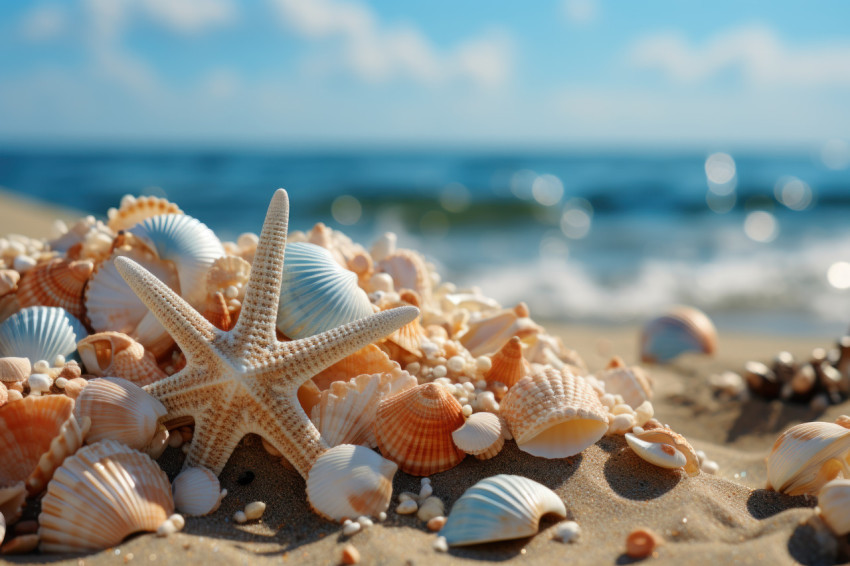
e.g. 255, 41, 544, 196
631, 425, 700, 476
0, 356, 31, 384
440, 475, 566, 546
501, 368, 608, 458
818, 479, 850, 535
451, 412, 505, 460
206, 255, 251, 295
0, 481, 26, 524
766, 419, 850, 495
382, 294, 425, 357
0, 306, 87, 364
312, 344, 398, 391
16, 258, 93, 320
596, 362, 653, 409
460, 304, 543, 357
172, 467, 225, 517
0, 395, 89, 495
38, 440, 174, 553
376, 249, 432, 300
484, 336, 530, 388
311, 370, 416, 448
374, 383, 466, 476
0, 269, 20, 297
640, 306, 717, 363
306, 444, 397, 522
203, 291, 233, 331
77, 331, 167, 387
107, 195, 183, 232
624, 432, 688, 470
74, 377, 167, 450
276, 242, 373, 339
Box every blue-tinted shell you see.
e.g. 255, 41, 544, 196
640, 306, 717, 364
0, 306, 87, 363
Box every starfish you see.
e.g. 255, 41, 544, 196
114, 189, 418, 479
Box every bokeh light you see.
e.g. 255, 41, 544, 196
560, 198, 593, 239
439, 182, 471, 213
705, 152, 737, 195
743, 210, 778, 243
331, 195, 362, 225
821, 139, 850, 171
773, 176, 812, 211
828, 262, 850, 289
706, 190, 736, 214
531, 174, 564, 206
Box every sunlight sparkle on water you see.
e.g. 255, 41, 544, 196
828, 262, 850, 290
705, 152, 736, 195
774, 176, 812, 211
532, 174, 564, 206
560, 198, 593, 239
743, 211, 778, 243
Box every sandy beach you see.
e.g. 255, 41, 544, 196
1, 195, 846, 566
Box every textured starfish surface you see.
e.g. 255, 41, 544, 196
115, 189, 418, 478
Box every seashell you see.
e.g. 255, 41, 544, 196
203, 291, 233, 331
0, 395, 90, 495
626, 528, 663, 559
630, 425, 700, 477
376, 249, 432, 300
370, 232, 397, 263
305, 444, 398, 522
0, 306, 87, 364
74, 377, 167, 450
459, 303, 544, 357
817, 478, 850, 535
381, 293, 426, 357
172, 467, 226, 517
766, 419, 850, 495
310, 370, 417, 448
442, 292, 501, 313
48, 216, 115, 264
451, 412, 505, 460
0, 382, 6, 407
107, 195, 183, 232
206, 255, 251, 295
0, 269, 20, 297
501, 369, 608, 459
16, 258, 93, 320
0, 481, 27, 524
625, 432, 688, 470
38, 440, 174, 553
77, 331, 167, 387
483, 336, 530, 388
374, 383, 466, 476
0, 356, 31, 384
595, 359, 653, 409
439, 474, 566, 546
277, 242, 373, 339
640, 305, 717, 364
312, 344, 399, 390
743, 360, 781, 398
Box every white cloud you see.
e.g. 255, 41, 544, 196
140, 0, 236, 35
562, 0, 597, 26
20, 4, 67, 41
630, 25, 850, 88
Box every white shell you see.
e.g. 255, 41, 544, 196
440, 474, 566, 546
459, 305, 543, 357
818, 478, 850, 535
625, 432, 687, 469
306, 444, 398, 522
172, 467, 225, 517
595, 365, 652, 410
767, 420, 850, 496
451, 412, 505, 460
0, 306, 87, 364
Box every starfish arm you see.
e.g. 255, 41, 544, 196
182, 382, 249, 474
233, 188, 289, 349
114, 256, 219, 360
144, 365, 215, 419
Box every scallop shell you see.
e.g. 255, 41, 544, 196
451, 412, 505, 460
624, 432, 688, 470
0, 306, 87, 364
38, 440, 174, 553
640, 306, 717, 364
16, 258, 93, 320
277, 242, 373, 339
439, 474, 566, 546
107, 195, 183, 232
595, 361, 653, 409
376, 249, 432, 300
0, 481, 26, 524
501, 368, 608, 459
0, 269, 20, 297
305, 444, 397, 522
374, 383, 466, 476
172, 467, 225, 517
0, 395, 90, 495
206, 255, 251, 295
381, 292, 426, 357
203, 291, 233, 331
74, 377, 167, 450
818, 478, 850, 535
630, 425, 700, 477
312, 344, 399, 391
311, 370, 417, 448
766, 419, 850, 495
0, 357, 31, 384
459, 303, 544, 357
77, 331, 167, 387
484, 336, 530, 388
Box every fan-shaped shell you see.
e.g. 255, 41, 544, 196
107, 195, 183, 232
172, 467, 225, 517
276, 242, 373, 339
38, 440, 174, 553
306, 444, 397, 522
0, 357, 31, 384
374, 383, 466, 476
440, 475, 566, 546
640, 306, 717, 364
630, 425, 700, 476
16, 258, 93, 320
206, 255, 251, 295
451, 412, 505, 460
625, 432, 688, 470
312, 344, 398, 391
74, 377, 167, 450
766, 419, 850, 495
460, 303, 543, 357
484, 336, 530, 388
381, 294, 425, 357
376, 249, 432, 300
77, 331, 167, 387
595, 361, 653, 409
0, 307, 87, 364
311, 370, 416, 448
501, 368, 608, 459
818, 479, 850, 535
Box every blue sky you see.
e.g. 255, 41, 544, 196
1, 0, 849, 148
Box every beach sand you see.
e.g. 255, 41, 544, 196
2, 198, 846, 565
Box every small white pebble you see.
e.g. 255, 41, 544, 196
608, 413, 635, 435
377, 512, 387, 522
233, 511, 247, 524
27, 373, 51, 393
611, 404, 634, 416
427, 516, 447, 531
462, 381, 475, 393
405, 362, 421, 375
52, 354, 66, 367
168, 433, 184, 448
399, 492, 417, 502
244, 501, 266, 521
447, 356, 465, 373
702, 460, 719, 475
420, 477, 431, 485
433, 536, 448, 552
553, 520, 581, 543
396, 500, 418, 514
224, 285, 239, 299
475, 379, 487, 390
634, 400, 654, 427
54, 377, 68, 389
156, 520, 178, 537
632, 426, 645, 435
475, 356, 492, 372
33, 360, 50, 374
342, 521, 361, 536
13, 255, 37, 273
356, 516, 373, 528
696, 450, 707, 465
419, 483, 434, 500
461, 404, 473, 418
168, 514, 185, 531
432, 365, 447, 378
600, 393, 616, 409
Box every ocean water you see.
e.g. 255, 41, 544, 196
1, 148, 849, 337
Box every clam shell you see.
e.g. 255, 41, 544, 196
0, 306, 87, 364
818, 478, 850, 535
0, 357, 31, 384
374, 383, 467, 476
640, 306, 717, 364
451, 412, 505, 460
107, 195, 183, 232
766, 419, 850, 495
501, 369, 608, 458
459, 304, 543, 357
277, 242, 373, 339
74, 377, 167, 450
203, 291, 233, 331
312, 344, 399, 391
376, 249, 432, 300
595, 363, 653, 409
439, 474, 566, 546
306, 444, 397, 522
38, 440, 174, 553
631, 425, 700, 476
624, 432, 688, 470
0, 269, 20, 297
0, 481, 26, 524
172, 467, 225, 517
77, 331, 167, 387
16, 258, 93, 320
484, 336, 530, 388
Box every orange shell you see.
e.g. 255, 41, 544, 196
0, 357, 30, 384
77, 331, 167, 387
203, 291, 233, 331
631, 425, 700, 477
16, 258, 93, 319
459, 306, 544, 357
312, 344, 398, 390
376, 249, 432, 299
374, 383, 466, 476
484, 336, 530, 388
206, 255, 250, 296
107, 195, 183, 232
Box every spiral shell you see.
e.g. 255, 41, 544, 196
0, 306, 87, 364
172, 467, 226, 517
16, 258, 93, 320
451, 411, 505, 460
77, 331, 167, 387
483, 336, 530, 388
640, 306, 717, 364
766, 419, 850, 495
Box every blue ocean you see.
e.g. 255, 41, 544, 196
1, 149, 849, 337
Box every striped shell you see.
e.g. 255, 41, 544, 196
625, 432, 688, 470
501, 368, 608, 458
0, 357, 31, 384
460, 303, 543, 357
484, 336, 530, 388
640, 306, 717, 364
0, 306, 87, 364
376, 249, 432, 300
818, 479, 850, 536
451, 411, 505, 460
312, 344, 398, 391
440, 475, 566, 546
206, 255, 251, 295
630, 426, 700, 477
38, 440, 174, 553
306, 444, 398, 522
766, 419, 850, 495
107, 195, 183, 232
277, 242, 373, 339
77, 331, 167, 387
374, 383, 466, 476
595, 362, 653, 409
172, 467, 225, 517
16, 258, 93, 320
